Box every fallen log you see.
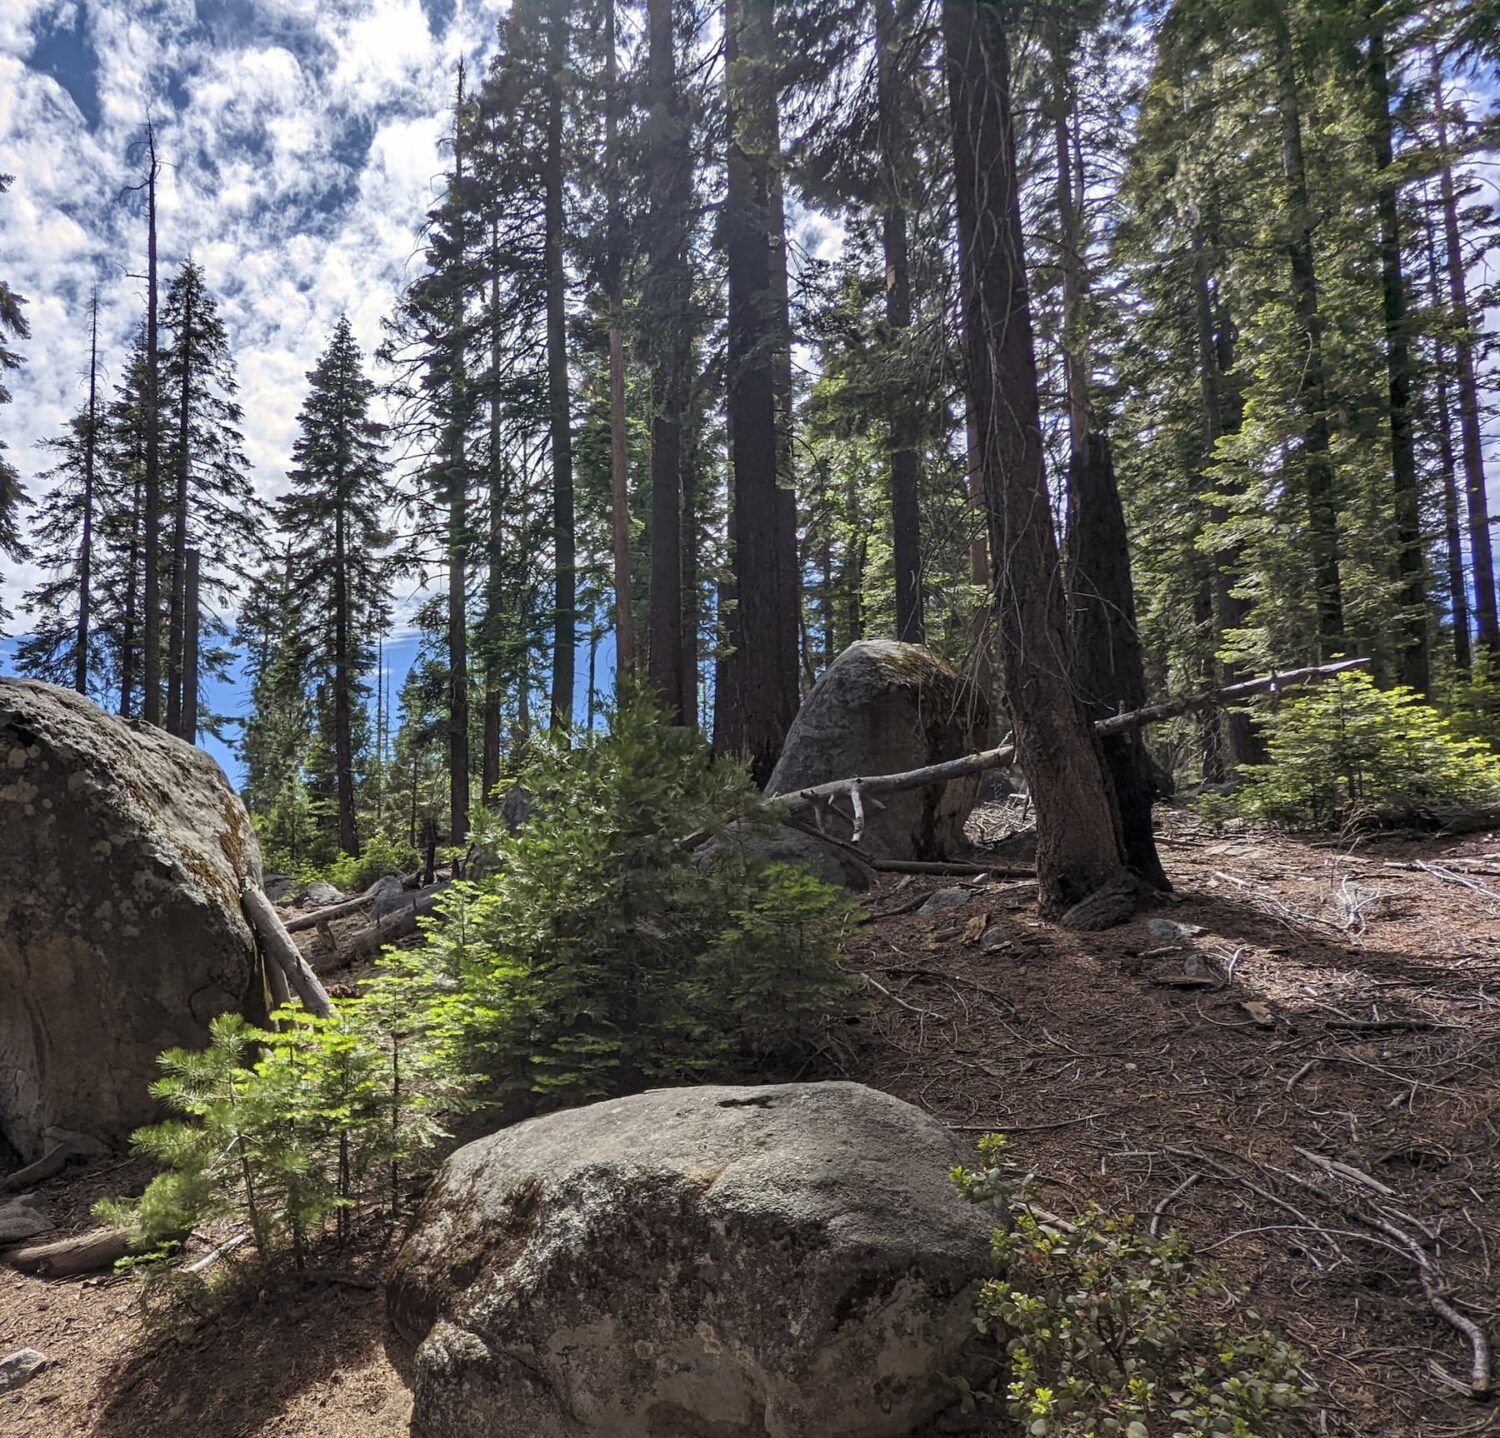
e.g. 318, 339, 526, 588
242, 886, 334, 1017
1, 1226, 130, 1277
312, 885, 451, 974
780, 658, 1370, 820
869, 858, 1035, 879
0, 1144, 72, 1197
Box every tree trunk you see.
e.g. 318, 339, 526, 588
1433, 48, 1497, 660
447, 64, 471, 844
166, 275, 193, 738
680, 400, 702, 723
333, 502, 358, 855
720, 0, 799, 784
1049, 20, 1165, 886
1424, 206, 1471, 672
142, 125, 162, 726
483, 225, 504, 805
181, 549, 199, 745
544, 15, 576, 731
75, 290, 98, 696
119, 470, 141, 718
1067, 436, 1169, 890
604, 0, 635, 681
769, 163, 802, 703
944, 0, 1128, 917
645, 0, 690, 719
1273, 7, 1345, 650
1367, 11, 1430, 694
877, 0, 923, 645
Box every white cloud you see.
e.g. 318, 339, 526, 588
0, 0, 506, 622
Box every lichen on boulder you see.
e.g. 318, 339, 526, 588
390, 1081, 993, 1438
0, 679, 264, 1162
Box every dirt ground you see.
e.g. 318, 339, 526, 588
6, 800, 1500, 1437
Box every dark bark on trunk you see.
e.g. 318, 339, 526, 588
645, 0, 690, 719
877, 0, 923, 644
482, 225, 504, 805
333, 501, 358, 855
1367, 13, 1430, 693
1067, 436, 1169, 890
182, 549, 199, 745
1273, 9, 1344, 649
167, 277, 193, 737
770, 166, 801, 703
680, 406, 701, 723
119, 468, 141, 718
719, 0, 798, 783
142, 126, 162, 726
545, 18, 576, 730
604, 0, 635, 679
1433, 50, 1497, 659
944, 0, 1128, 916
76, 292, 98, 695
448, 65, 470, 844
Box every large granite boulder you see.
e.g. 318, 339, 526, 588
768, 641, 988, 860
390, 1082, 994, 1438
0, 680, 264, 1162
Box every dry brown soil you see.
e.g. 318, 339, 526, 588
5, 802, 1500, 1437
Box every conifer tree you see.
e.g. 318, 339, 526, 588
0, 173, 29, 633
158, 258, 261, 740
278, 317, 392, 857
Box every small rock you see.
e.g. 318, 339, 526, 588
919, 886, 971, 914
0, 1349, 47, 1395
296, 880, 345, 908
0, 1198, 54, 1245
1145, 917, 1204, 941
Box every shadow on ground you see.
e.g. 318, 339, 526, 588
91, 1270, 404, 1438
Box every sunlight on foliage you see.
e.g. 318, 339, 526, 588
369, 683, 864, 1107
1233, 673, 1500, 828
953, 1135, 1312, 1438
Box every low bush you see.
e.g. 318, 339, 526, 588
1233, 672, 1500, 828
953, 1135, 1312, 1438
371, 684, 863, 1107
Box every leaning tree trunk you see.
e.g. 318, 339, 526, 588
1067, 435, 1169, 891
142, 126, 163, 727
944, 0, 1128, 917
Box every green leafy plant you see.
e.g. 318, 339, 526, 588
368, 684, 864, 1109
1233, 672, 1500, 828
953, 1135, 1312, 1438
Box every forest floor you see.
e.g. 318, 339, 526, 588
5, 801, 1500, 1436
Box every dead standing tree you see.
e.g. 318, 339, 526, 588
944, 0, 1128, 919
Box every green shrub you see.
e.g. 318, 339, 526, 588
953, 1135, 1312, 1438
324, 831, 420, 894
1444, 652, 1500, 753
98, 1007, 456, 1267
369, 684, 863, 1108
1235, 672, 1500, 828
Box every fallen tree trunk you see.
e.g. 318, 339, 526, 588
242, 886, 334, 1017
311, 886, 451, 974
282, 888, 380, 933
1, 1226, 130, 1276
780, 658, 1370, 822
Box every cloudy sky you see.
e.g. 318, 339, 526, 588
0, 0, 509, 619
